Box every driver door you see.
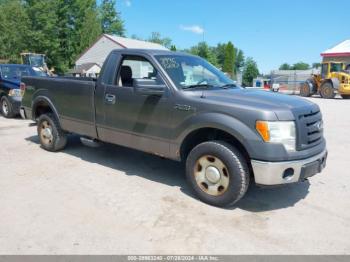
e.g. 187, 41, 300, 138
101, 55, 173, 157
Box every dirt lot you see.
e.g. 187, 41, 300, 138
0, 97, 349, 255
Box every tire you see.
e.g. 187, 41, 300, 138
1, 96, 15, 118
300, 82, 312, 97
37, 113, 67, 152
320, 82, 336, 99
341, 95, 350, 99
186, 141, 250, 207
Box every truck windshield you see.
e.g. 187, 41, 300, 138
155, 55, 239, 90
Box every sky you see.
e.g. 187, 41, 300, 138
117, 0, 350, 73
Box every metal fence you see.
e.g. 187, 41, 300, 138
270, 69, 319, 94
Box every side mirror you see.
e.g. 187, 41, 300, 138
134, 79, 166, 96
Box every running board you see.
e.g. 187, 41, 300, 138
80, 137, 102, 148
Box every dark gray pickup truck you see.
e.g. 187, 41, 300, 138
21, 49, 327, 207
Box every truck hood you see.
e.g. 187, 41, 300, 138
196, 89, 319, 120
0, 78, 21, 89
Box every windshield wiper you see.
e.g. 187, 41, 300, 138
219, 83, 237, 89
182, 84, 213, 90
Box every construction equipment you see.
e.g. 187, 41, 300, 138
20, 53, 53, 76
300, 62, 350, 99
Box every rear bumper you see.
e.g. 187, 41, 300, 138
251, 149, 327, 186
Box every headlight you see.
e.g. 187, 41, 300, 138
256, 121, 296, 151
8, 89, 22, 97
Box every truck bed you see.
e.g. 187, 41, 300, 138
22, 76, 98, 138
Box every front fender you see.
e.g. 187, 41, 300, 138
175, 112, 261, 157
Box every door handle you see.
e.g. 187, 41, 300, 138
105, 94, 116, 104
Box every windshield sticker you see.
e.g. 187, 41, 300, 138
159, 58, 180, 69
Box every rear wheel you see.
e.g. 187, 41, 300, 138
320, 82, 336, 99
341, 95, 350, 99
37, 113, 67, 152
1, 96, 15, 118
186, 141, 250, 207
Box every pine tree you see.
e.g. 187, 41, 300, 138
100, 0, 125, 36
223, 41, 235, 77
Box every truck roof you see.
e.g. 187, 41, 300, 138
111, 48, 195, 57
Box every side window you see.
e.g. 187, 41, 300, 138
321, 64, 329, 79
117, 56, 161, 87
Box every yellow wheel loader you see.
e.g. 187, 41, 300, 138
301, 62, 350, 99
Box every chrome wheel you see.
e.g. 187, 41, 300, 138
40, 120, 53, 146
194, 155, 230, 196
2, 100, 9, 116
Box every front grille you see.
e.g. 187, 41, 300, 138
297, 110, 323, 150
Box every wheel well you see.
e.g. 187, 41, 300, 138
33, 100, 53, 119
321, 79, 333, 88
180, 128, 251, 164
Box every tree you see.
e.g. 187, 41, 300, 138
100, 0, 125, 36
235, 49, 245, 72
223, 41, 235, 77
213, 43, 226, 69
279, 63, 291, 70
312, 62, 321, 69
292, 62, 310, 70
242, 57, 259, 87
170, 45, 177, 51
148, 32, 172, 49
188, 42, 218, 66
0, 0, 30, 63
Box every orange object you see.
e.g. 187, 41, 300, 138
256, 121, 270, 142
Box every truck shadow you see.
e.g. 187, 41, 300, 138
25, 135, 310, 212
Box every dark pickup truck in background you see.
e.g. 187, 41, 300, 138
21, 49, 327, 207
0, 64, 47, 118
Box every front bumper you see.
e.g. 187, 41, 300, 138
20, 107, 26, 119
251, 149, 327, 186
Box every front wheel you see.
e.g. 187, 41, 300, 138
37, 113, 67, 152
186, 141, 250, 207
320, 82, 336, 99
1, 96, 15, 118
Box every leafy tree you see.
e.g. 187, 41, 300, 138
189, 42, 218, 66
24, 0, 61, 70
100, 0, 125, 36
213, 43, 226, 69
148, 32, 172, 49
0, 0, 30, 63
242, 57, 259, 86
312, 62, 321, 69
75, 0, 102, 54
223, 41, 235, 77
170, 45, 177, 51
279, 62, 310, 70
279, 63, 291, 70
292, 62, 310, 70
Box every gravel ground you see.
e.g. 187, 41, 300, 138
0, 97, 349, 255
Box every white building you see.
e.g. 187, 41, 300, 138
75, 34, 168, 68
321, 39, 350, 65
